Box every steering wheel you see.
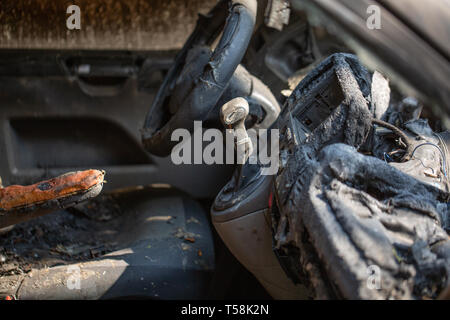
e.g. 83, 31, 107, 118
141, 0, 257, 157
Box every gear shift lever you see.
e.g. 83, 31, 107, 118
221, 97, 253, 163
212, 102, 305, 299
220, 97, 253, 191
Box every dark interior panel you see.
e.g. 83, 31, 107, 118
9, 117, 152, 169
0, 50, 233, 198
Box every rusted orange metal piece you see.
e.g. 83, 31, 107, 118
0, 170, 105, 211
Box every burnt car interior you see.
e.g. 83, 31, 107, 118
0, 0, 449, 300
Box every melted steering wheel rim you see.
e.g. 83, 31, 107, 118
142, 0, 257, 157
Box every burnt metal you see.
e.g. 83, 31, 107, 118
0, 170, 105, 229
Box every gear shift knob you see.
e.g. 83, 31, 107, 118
220, 97, 253, 164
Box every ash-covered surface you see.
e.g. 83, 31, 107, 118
273, 53, 450, 299
0, 0, 216, 50
0, 193, 124, 278
0, 187, 215, 299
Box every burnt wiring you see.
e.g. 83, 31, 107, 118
371, 118, 414, 161
410, 142, 448, 178
415, 156, 436, 176
383, 152, 393, 163
373, 119, 448, 180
